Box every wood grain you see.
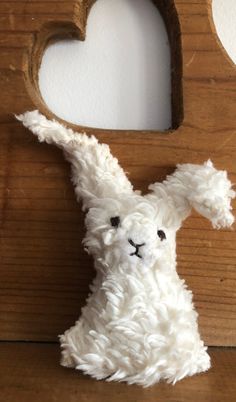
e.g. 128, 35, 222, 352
0, 343, 235, 402
0, 0, 236, 345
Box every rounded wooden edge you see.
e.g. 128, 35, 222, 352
22, 0, 183, 137
207, 0, 236, 71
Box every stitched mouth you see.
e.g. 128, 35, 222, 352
128, 239, 145, 259
130, 250, 142, 259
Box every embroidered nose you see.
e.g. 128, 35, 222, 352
128, 239, 145, 258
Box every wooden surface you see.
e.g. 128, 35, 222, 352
0, 0, 236, 345
0, 343, 235, 402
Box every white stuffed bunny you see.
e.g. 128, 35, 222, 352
17, 111, 235, 387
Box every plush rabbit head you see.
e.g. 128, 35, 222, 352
17, 111, 235, 387
84, 194, 173, 271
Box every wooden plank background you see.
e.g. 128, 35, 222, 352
0, 344, 236, 402
0, 0, 236, 345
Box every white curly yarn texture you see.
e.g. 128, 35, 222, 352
16, 111, 235, 387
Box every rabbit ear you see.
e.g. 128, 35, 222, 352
147, 160, 235, 228
16, 111, 134, 210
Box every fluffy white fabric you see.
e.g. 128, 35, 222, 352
16, 111, 235, 387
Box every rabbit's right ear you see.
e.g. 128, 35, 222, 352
16, 111, 134, 209
147, 160, 235, 228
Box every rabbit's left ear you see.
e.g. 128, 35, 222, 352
16, 111, 134, 210
147, 160, 235, 228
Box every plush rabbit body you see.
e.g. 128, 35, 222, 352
17, 111, 235, 387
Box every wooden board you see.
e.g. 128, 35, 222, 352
0, 343, 236, 402
0, 0, 236, 345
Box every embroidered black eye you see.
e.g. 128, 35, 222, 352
157, 230, 166, 241
110, 216, 120, 228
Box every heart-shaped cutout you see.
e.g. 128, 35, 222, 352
39, 0, 171, 131
212, 0, 236, 65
